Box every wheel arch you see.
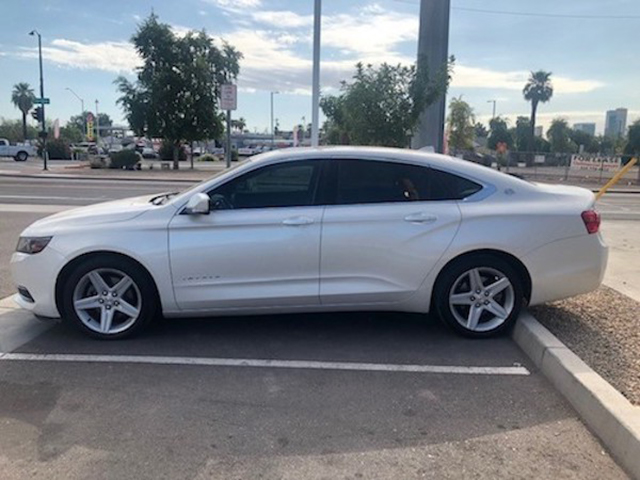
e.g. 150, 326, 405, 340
433, 249, 532, 303
55, 250, 162, 318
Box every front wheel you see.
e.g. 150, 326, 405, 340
434, 255, 524, 338
61, 256, 157, 339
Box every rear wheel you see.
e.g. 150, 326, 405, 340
434, 255, 524, 338
62, 256, 157, 339
15, 151, 28, 162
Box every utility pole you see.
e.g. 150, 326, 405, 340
29, 30, 47, 170
311, 0, 321, 147
66, 87, 84, 133
411, 0, 451, 153
270, 91, 279, 147
487, 99, 497, 120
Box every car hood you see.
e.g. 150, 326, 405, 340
22, 194, 167, 235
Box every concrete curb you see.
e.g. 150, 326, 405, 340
0, 295, 54, 354
513, 312, 640, 479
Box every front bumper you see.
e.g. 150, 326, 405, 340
523, 233, 608, 306
10, 247, 67, 318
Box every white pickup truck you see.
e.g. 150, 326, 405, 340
0, 138, 37, 161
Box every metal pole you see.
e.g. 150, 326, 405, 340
225, 110, 231, 169
488, 100, 496, 120
271, 91, 279, 147
411, 0, 451, 153
311, 0, 321, 147
65, 88, 85, 137
36, 32, 47, 171
95, 100, 100, 147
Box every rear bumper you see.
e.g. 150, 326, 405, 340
10, 248, 66, 318
523, 233, 608, 306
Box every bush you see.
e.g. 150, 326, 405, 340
232, 149, 239, 162
198, 153, 218, 162
89, 156, 107, 169
159, 140, 187, 161
109, 149, 141, 169
45, 139, 71, 160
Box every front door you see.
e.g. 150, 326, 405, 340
169, 160, 325, 311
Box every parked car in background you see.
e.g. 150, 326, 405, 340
0, 138, 37, 161
238, 145, 259, 156
11, 147, 607, 340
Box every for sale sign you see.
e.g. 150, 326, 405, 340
570, 154, 621, 172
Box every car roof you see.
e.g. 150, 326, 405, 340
248, 146, 535, 190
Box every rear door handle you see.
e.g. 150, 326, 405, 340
283, 216, 315, 226
404, 212, 438, 224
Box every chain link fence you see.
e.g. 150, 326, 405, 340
449, 150, 640, 187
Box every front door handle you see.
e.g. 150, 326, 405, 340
404, 212, 438, 224
282, 216, 315, 226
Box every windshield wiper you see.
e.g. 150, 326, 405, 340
149, 192, 179, 205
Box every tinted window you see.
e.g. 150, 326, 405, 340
210, 161, 321, 209
429, 169, 483, 200
336, 160, 431, 205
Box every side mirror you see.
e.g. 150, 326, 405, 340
184, 193, 210, 215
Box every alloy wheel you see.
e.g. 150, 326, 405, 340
72, 268, 142, 335
448, 267, 515, 333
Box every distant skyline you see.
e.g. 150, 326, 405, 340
1, 0, 639, 136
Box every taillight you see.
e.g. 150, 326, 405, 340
581, 209, 601, 234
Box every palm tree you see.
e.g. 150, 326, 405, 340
11, 83, 36, 141
523, 71, 553, 151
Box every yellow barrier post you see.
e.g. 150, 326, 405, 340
595, 157, 638, 201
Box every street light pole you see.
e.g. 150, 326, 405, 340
65, 87, 84, 133
311, 0, 321, 147
487, 99, 497, 120
29, 29, 47, 170
270, 91, 279, 147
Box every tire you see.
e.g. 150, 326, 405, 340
434, 254, 524, 338
61, 255, 158, 340
15, 151, 28, 162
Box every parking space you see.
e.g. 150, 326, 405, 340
0, 310, 627, 479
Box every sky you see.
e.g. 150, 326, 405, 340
1, 0, 639, 136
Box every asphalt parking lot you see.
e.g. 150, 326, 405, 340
0, 311, 627, 479
0, 174, 633, 478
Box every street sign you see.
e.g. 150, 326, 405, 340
34, 97, 50, 105
220, 84, 237, 111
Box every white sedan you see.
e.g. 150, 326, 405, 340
11, 147, 607, 339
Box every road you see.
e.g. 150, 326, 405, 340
0, 175, 632, 478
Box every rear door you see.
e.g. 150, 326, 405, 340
319, 158, 468, 305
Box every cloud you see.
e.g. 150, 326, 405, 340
202, 0, 262, 9
18, 39, 139, 73
452, 65, 603, 94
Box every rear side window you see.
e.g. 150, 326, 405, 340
429, 168, 483, 200
336, 160, 430, 204
334, 159, 482, 205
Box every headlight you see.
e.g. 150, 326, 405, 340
16, 236, 52, 254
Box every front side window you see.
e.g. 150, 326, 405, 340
209, 161, 321, 209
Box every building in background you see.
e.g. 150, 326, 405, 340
604, 108, 628, 138
534, 126, 543, 138
573, 122, 596, 136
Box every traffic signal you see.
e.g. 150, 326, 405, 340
31, 106, 43, 122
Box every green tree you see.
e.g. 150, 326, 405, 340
523, 71, 553, 151
569, 128, 598, 153
115, 14, 241, 169
474, 122, 488, 139
0, 118, 38, 143
320, 56, 454, 147
59, 124, 84, 144
547, 118, 576, 153
487, 116, 514, 151
447, 97, 475, 151
514, 116, 531, 152
68, 112, 113, 139
624, 119, 640, 162
11, 83, 35, 141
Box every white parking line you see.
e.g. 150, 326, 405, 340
0, 352, 530, 375
0, 195, 106, 201
0, 203, 73, 213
